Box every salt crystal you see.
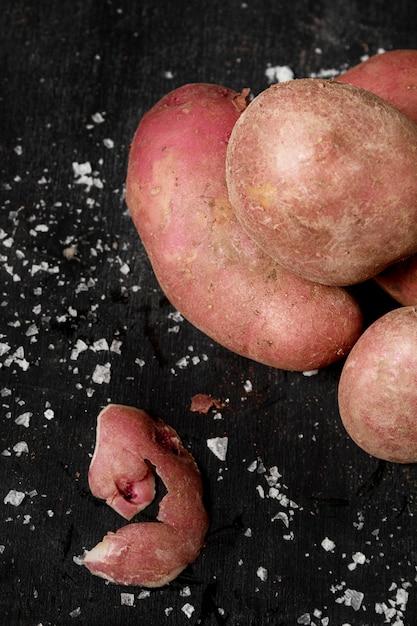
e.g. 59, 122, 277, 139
4, 489, 25, 506
110, 340, 122, 354
207, 437, 228, 461
91, 112, 105, 124
103, 138, 114, 149
265, 64, 294, 84
44, 409, 54, 420
92, 338, 109, 351
0, 343, 11, 356
321, 537, 336, 552
303, 369, 318, 377
69, 606, 81, 618
13, 441, 29, 456
180, 586, 191, 597
72, 161, 92, 177
92, 362, 111, 384
243, 379, 252, 392
181, 603, 195, 618
15, 412, 32, 428
120, 592, 135, 606
256, 566, 268, 581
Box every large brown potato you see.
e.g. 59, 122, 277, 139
338, 306, 417, 463
125, 83, 363, 371
226, 78, 417, 287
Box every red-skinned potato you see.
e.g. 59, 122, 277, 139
336, 50, 417, 304
338, 306, 417, 463
125, 83, 363, 372
374, 256, 417, 305
226, 78, 417, 287
336, 49, 417, 123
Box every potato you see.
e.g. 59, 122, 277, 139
126, 83, 363, 371
374, 255, 417, 305
338, 306, 417, 463
226, 78, 417, 286
336, 50, 417, 303
336, 49, 417, 124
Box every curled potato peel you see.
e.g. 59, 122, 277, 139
82, 404, 209, 587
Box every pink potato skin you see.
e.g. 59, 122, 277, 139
336, 50, 417, 303
336, 49, 417, 124
125, 83, 363, 372
338, 307, 417, 463
374, 256, 417, 305
226, 79, 417, 287
84, 405, 209, 587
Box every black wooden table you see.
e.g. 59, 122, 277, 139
1, 1, 417, 624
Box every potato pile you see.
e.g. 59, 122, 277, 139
126, 50, 417, 463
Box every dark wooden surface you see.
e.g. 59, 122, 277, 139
2, 1, 417, 624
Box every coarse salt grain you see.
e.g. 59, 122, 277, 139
92, 362, 111, 384
181, 603, 195, 618
265, 64, 294, 84
256, 566, 268, 581
120, 592, 135, 606
207, 437, 228, 461
15, 412, 32, 427
13, 441, 29, 456
4, 489, 25, 506
321, 537, 336, 552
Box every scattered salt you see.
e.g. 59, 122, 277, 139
13, 441, 29, 456
256, 566, 268, 581
321, 537, 336, 552
15, 412, 32, 427
265, 64, 294, 84
120, 592, 135, 606
207, 437, 228, 461
69, 606, 81, 618
181, 603, 195, 618
92, 362, 111, 384
4, 489, 25, 506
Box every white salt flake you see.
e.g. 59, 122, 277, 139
271, 511, 289, 527
4, 489, 25, 506
92, 362, 111, 384
91, 112, 105, 124
243, 379, 252, 393
15, 412, 32, 428
44, 409, 54, 420
207, 437, 228, 461
120, 592, 135, 606
69, 606, 81, 618
13, 441, 29, 456
110, 339, 122, 354
303, 369, 318, 377
103, 138, 114, 149
336, 588, 364, 611
321, 537, 336, 552
256, 566, 268, 581
265, 64, 294, 84
70, 339, 88, 360
92, 338, 109, 351
181, 603, 195, 618
72, 161, 92, 177
0, 343, 11, 357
